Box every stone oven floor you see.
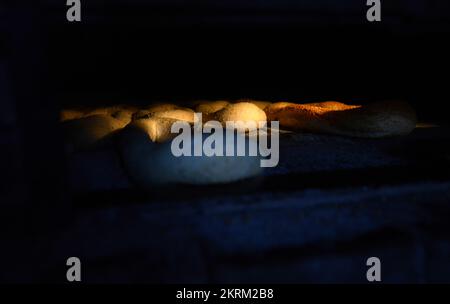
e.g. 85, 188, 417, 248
68, 124, 450, 195
8, 125, 449, 283
31, 178, 450, 283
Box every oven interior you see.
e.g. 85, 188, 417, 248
1, 0, 450, 283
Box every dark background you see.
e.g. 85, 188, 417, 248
57, 1, 450, 123
1, 0, 450, 283
8, 0, 450, 121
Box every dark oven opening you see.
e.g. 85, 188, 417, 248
2, 0, 450, 283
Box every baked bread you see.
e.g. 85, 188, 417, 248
265, 100, 416, 138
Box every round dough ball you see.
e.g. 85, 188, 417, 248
132, 103, 181, 120
150, 108, 196, 123
194, 100, 230, 120
63, 114, 128, 150
119, 123, 263, 186
214, 102, 267, 131
84, 105, 137, 118
60, 109, 85, 122
111, 109, 135, 124
84, 107, 113, 117
127, 117, 180, 143
146, 103, 180, 113
236, 99, 272, 110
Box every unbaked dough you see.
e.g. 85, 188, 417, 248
63, 114, 128, 150
213, 102, 267, 131
119, 120, 262, 186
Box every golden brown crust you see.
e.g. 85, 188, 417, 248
265, 100, 417, 138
